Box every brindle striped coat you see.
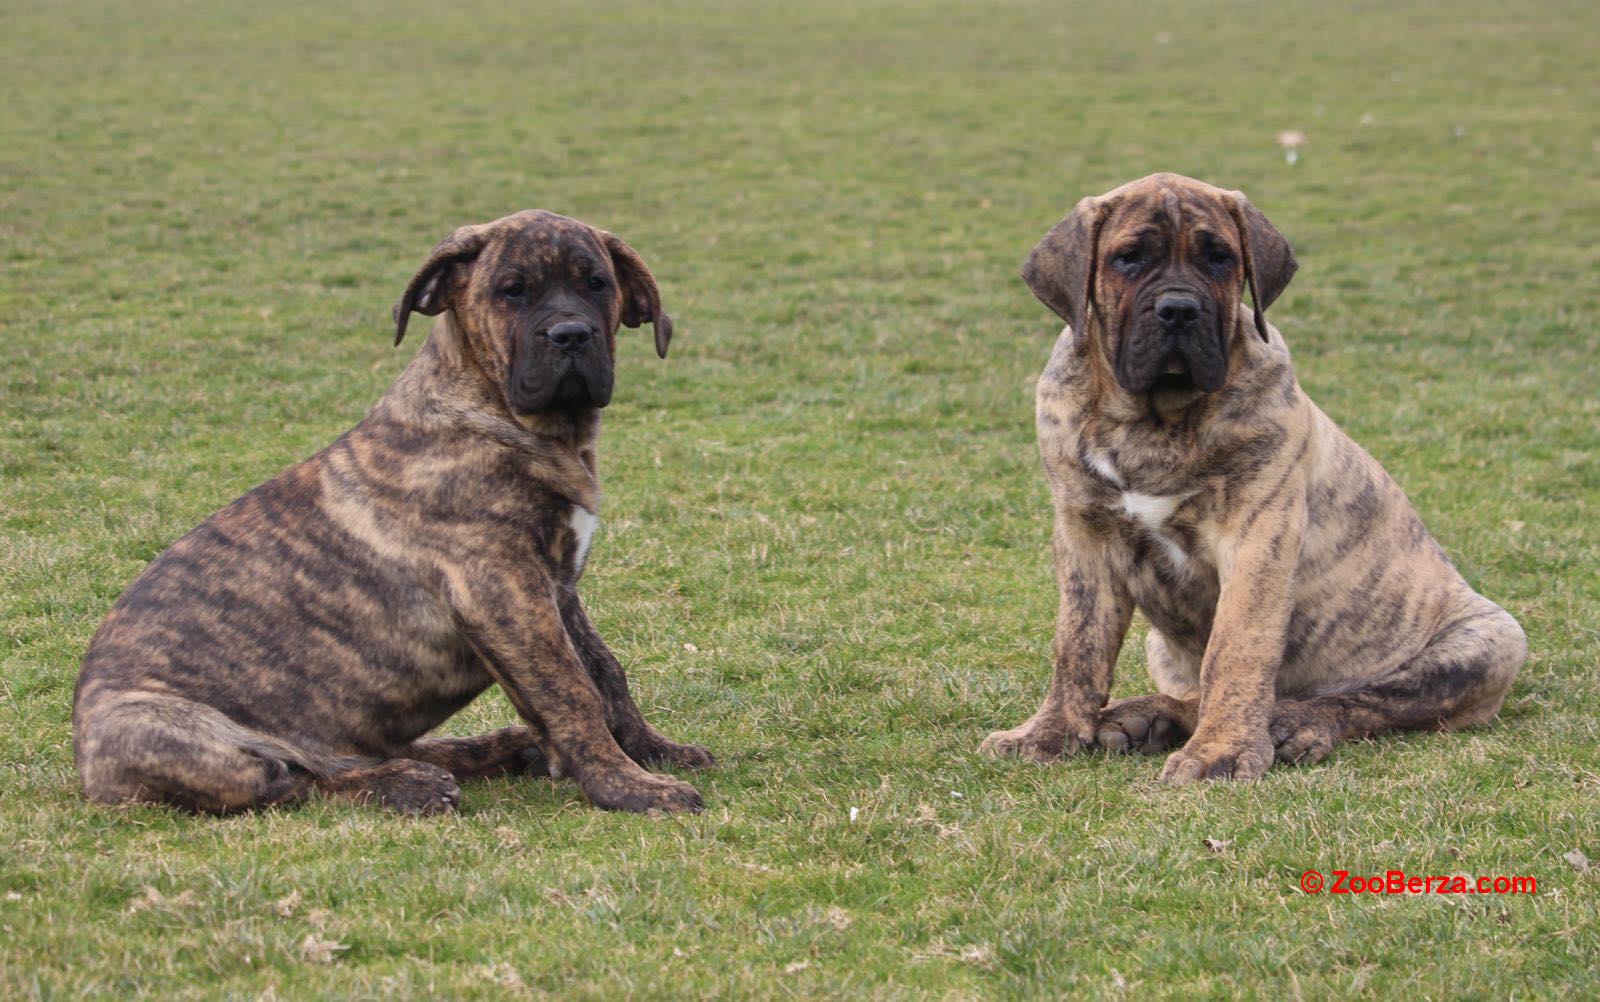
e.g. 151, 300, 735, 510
74, 211, 711, 815
981, 174, 1526, 783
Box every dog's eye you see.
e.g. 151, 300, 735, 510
1207, 248, 1235, 268
499, 280, 527, 299
587, 275, 608, 292
1111, 249, 1147, 272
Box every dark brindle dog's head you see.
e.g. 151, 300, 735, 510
391, 210, 672, 412
1023, 173, 1296, 402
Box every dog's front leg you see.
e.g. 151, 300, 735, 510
1160, 480, 1308, 785
559, 594, 715, 771
981, 515, 1134, 762
448, 563, 702, 814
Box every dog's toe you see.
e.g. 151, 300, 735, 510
386, 767, 461, 816
1160, 736, 1273, 785
338, 760, 461, 816
1095, 726, 1130, 753
979, 728, 1060, 762
980, 713, 1096, 762
1269, 701, 1339, 766
632, 738, 716, 772
584, 769, 703, 815
1274, 728, 1334, 765
1096, 695, 1191, 755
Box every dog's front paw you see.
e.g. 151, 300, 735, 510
1159, 733, 1273, 785
622, 727, 717, 771
582, 768, 704, 815
1269, 700, 1340, 765
1096, 694, 1193, 754
979, 710, 1094, 763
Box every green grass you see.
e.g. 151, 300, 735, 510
3, 0, 1598, 996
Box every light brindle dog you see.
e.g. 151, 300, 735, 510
74, 210, 712, 815
981, 173, 1526, 784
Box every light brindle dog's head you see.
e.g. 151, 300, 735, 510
392, 210, 672, 413
1023, 173, 1296, 404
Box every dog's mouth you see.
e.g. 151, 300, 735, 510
510, 359, 613, 413
553, 372, 594, 407
1151, 353, 1196, 392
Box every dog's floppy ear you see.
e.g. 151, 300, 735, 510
1022, 195, 1108, 338
391, 224, 493, 346
1226, 192, 1297, 342
600, 230, 673, 358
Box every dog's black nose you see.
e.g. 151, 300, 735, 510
545, 321, 594, 351
1156, 293, 1201, 328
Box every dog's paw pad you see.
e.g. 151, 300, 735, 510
1096, 695, 1189, 755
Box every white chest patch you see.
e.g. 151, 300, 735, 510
1121, 491, 1180, 530
1081, 450, 1191, 569
568, 507, 598, 574
1120, 491, 1191, 570
1087, 449, 1126, 488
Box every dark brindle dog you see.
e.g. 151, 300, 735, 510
74, 210, 712, 815
981, 173, 1526, 783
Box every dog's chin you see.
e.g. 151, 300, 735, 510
513, 372, 611, 414
1151, 371, 1198, 393
553, 373, 597, 408
1130, 354, 1223, 408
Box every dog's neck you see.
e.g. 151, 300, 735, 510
370, 326, 602, 507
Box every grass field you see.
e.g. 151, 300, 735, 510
3, 0, 1598, 996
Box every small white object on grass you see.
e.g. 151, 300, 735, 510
1276, 130, 1307, 165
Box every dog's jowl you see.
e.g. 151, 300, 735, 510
73, 210, 713, 815
981, 173, 1527, 784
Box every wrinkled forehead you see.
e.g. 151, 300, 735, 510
1103, 177, 1237, 246
481, 211, 608, 274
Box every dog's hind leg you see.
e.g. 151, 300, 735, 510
1269, 598, 1526, 764
75, 690, 462, 815
75, 691, 319, 814
1096, 694, 1198, 753
1094, 630, 1200, 753
404, 726, 549, 778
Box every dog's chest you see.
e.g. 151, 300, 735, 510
561, 504, 599, 580
1079, 448, 1222, 638
1084, 449, 1207, 567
